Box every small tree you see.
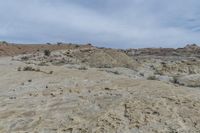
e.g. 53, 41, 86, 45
44, 50, 51, 56
0, 41, 8, 45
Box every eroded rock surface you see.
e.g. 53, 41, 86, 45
1, 55, 200, 133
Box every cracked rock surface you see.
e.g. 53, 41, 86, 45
0, 56, 200, 133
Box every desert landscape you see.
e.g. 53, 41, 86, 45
0, 41, 200, 133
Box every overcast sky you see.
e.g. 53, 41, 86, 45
0, 0, 200, 48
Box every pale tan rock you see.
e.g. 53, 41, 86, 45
176, 74, 200, 87
0, 56, 200, 133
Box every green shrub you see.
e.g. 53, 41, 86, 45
23, 66, 34, 71
147, 75, 157, 80
44, 50, 51, 56
23, 66, 40, 72
78, 66, 88, 70
17, 67, 21, 71
0, 41, 8, 45
172, 76, 178, 84
21, 56, 29, 61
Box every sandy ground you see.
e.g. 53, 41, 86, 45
0, 56, 200, 133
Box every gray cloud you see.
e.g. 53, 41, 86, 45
0, 0, 200, 48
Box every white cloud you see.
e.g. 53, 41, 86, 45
0, 0, 200, 48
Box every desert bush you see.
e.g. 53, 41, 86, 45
52, 60, 66, 66
187, 84, 200, 87
171, 76, 180, 84
0, 41, 8, 45
17, 67, 21, 71
49, 71, 53, 74
97, 64, 112, 68
154, 70, 164, 75
112, 71, 120, 75
38, 62, 48, 66
105, 70, 120, 75
44, 49, 51, 56
23, 66, 34, 71
105, 87, 111, 90
35, 68, 41, 72
78, 66, 88, 70
57, 42, 62, 45
23, 66, 40, 72
2, 41, 7, 44
75, 45, 80, 48
21, 56, 29, 61
87, 43, 92, 46
147, 75, 157, 80
139, 72, 144, 76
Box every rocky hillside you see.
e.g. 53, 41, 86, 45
0, 42, 93, 56
125, 44, 200, 57
1, 43, 200, 132
11, 43, 200, 88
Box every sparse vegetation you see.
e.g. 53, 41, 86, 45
49, 71, 53, 74
75, 45, 80, 48
87, 43, 92, 46
113, 71, 120, 75
38, 62, 48, 66
187, 84, 200, 87
23, 66, 40, 72
44, 49, 51, 56
20, 66, 54, 74
23, 66, 34, 71
57, 42, 62, 45
139, 72, 144, 76
172, 76, 179, 84
98, 64, 112, 68
78, 66, 88, 70
105, 70, 120, 75
147, 75, 157, 80
104, 87, 111, 90
154, 69, 164, 75
2, 43, 200, 132
21, 56, 29, 61
17, 67, 21, 71
0, 41, 8, 45
52, 60, 66, 66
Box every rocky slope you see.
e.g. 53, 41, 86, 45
12, 43, 200, 87
1, 43, 200, 132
